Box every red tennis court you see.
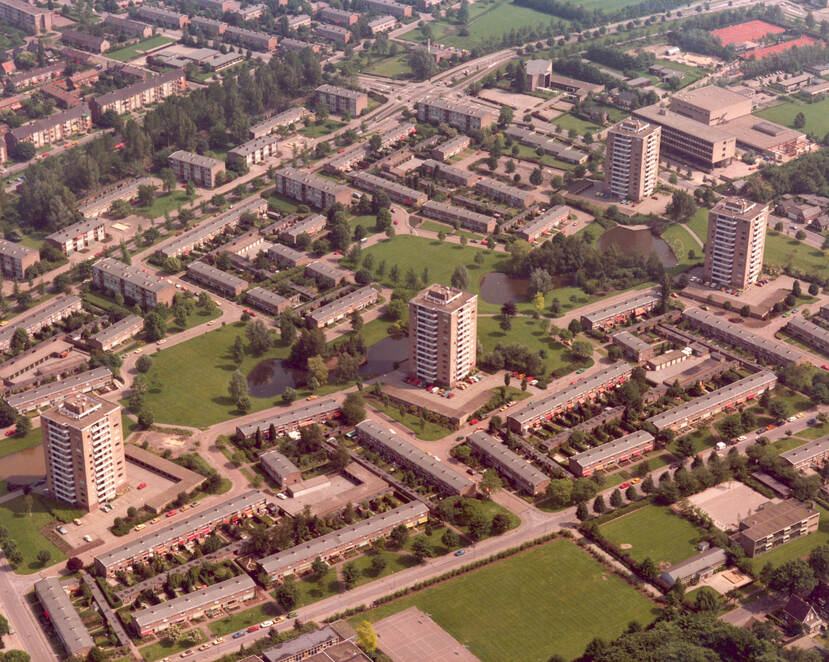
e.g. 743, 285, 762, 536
712, 20, 786, 46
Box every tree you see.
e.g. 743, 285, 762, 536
451, 264, 470, 290
408, 48, 437, 79
282, 387, 297, 404
356, 621, 377, 653
666, 190, 697, 222
625, 485, 638, 501
228, 370, 248, 404
135, 354, 152, 373
491, 512, 511, 534
498, 105, 513, 127
67, 557, 83, 571
609, 488, 622, 508
37, 549, 51, 566
311, 556, 327, 580
307, 355, 328, 387
442, 529, 460, 547
14, 415, 31, 438
593, 494, 606, 513
411, 535, 432, 561
276, 578, 299, 609
246, 319, 273, 355
794, 112, 806, 129
143, 313, 166, 341
770, 559, 817, 596
390, 524, 409, 547
576, 501, 589, 521
341, 392, 366, 425
332, 444, 350, 470
675, 436, 696, 458
480, 469, 502, 498
571, 340, 593, 360
530, 167, 543, 186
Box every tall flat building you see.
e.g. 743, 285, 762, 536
605, 118, 661, 202
409, 285, 477, 388
703, 197, 769, 290
41, 394, 125, 511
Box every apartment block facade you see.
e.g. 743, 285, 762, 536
0, 239, 38, 279
7, 104, 92, 149
738, 500, 819, 557
46, 218, 106, 254
41, 394, 125, 511
92, 257, 177, 308
0, 0, 52, 34
273, 167, 352, 209
604, 118, 661, 201
168, 150, 225, 189
316, 84, 367, 116
416, 97, 496, 132
703, 197, 769, 290
90, 70, 186, 121
409, 284, 477, 388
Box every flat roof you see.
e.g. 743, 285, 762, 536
645, 370, 776, 430
263, 626, 340, 662
466, 430, 548, 486
90, 314, 143, 346
260, 449, 300, 478
5, 366, 112, 409
721, 114, 805, 150
275, 167, 350, 196
780, 435, 829, 466
268, 243, 307, 263
0, 238, 37, 261
476, 177, 533, 201
421, 199, 493, 226
187, 261, 247, 289
35, 577, 95, 656
251, 107, 308, 134
306, 260, 349, 282
94, 257, 175, 295
581, 292, 661, 324
509, 362, 632, 426
309, 286, 377, 325
519, 205, 569, 236
259, 501, 428, 575
410, 283, 476, 314
132, 575, 256, 630
229, 133, 281, 157
169, 150, 223, 169
285, 214, 327, 237
356, 419, 473, 493
672, 85, 752, 112
612, 330, 651, 353
663, 547, 727, 580
316, 84, 367, 100
349, 171, 424, 202
236, 399, 339, 437
246, 286, 289, 309
42, 393, 120, 428
94, 491, 266, 569
740, 500, 818, 541
418, 96, 495, 120
786, 316, 829, 347
633, 104, 734, 144
434, 134, 470, 152
569, 430, 654, 467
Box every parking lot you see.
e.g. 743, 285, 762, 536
686, 481, 774, 531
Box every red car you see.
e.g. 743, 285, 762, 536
823, 364, 829, 370
4, 428, 14, 437
247, 625, 260, 633
137, 482, 147, 489
620, 482, 631, 489
166, 509, 177, 517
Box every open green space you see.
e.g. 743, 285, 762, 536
752, 504, 829, 569
138, 627, 207, 661
367, 398, 455, 441
136, 190, 192, 219
0, 494, 76, 574
770, 436, 810, 455
362, 53, 413, 78
107, 35, 174, 62
796, 421, 829, 439
599, 505, 702, 566
209, 601, 284, 636
0, 425, 43, 459
652, 59, 706, 89
685, 207, 710, 244
354, 539, 657, 662
668, 428, 715, 455
662, 223, 702, 273
755, 97, 829, 139
300, 120, 346, 138
763, 232, 829, 280
510, 143, 576, 171
552, 113, 601, 135
418, 219, 484, 242
267, 193, 301, 215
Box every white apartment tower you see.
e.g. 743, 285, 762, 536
409, 285, 478, 388
605, 118, 661, 202
703, 197, 769, 290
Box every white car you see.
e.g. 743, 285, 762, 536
276, 493, 287, 500
83, 535, 93, 543
788, 415, 798, 422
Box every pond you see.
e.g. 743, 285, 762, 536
358, 336, 408, 378
597, 224, 677, 268
246, 359, 301, 398
0, 445, 45, 486
479, 272, 531, 305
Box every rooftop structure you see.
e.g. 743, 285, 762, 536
308, 286, 378, 328
780, 435, 829, 470
235, 399, 339, 439
35, 577, 94, 658
580, 292, 661, 331
466, 430, 549, 495
568, 430, 655, 477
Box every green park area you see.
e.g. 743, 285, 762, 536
0, 425, 43, 459
661, 223, 703, 273
685, 207, 709, 243
139, 628, 208, 661
599, 505, 702, 566
136, 190, 191, 219
362, 53, 413, 78
552, 114, 601, 135
300, 120, 346, 138
751, 505, 829, 569
755, 98, 829, 139
354, 539, 657, 662
209, 601, 284, 636
107, 35, 175, 62
763, 232, 829, 280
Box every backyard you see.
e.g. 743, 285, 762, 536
353, 539, 657, 662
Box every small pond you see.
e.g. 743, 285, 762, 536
358, 336, 408, 377
0, 445, 45, 486
596, 224, 677, 268
246, 359, 301, 398
479, 272, 531, 305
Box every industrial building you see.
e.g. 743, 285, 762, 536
579, 292, 661, 331
737, 500, 820, 557
466, 430, 550, 495
568, 430, 655, 477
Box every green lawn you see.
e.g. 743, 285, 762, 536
662, 223, 703, 273
552, 114, 601, 135
419, 220, 484, 242
267, 193, 301, 215
685, 207, 709, 244
135, 190, 192, 219
138, 627, 207, 662
367, 398, 455, 441
763, 232, 829, 280
300, 120, 345, 138
354, 539, 657, 662
208, 601, 284, 636
770, 436, 810, 455
106, 35, 175, 62
599, 505, 702, 566
362, 53, 413, 78
753, 505, 829, 568
0, 425, 43, 459
0, 494, 73, 574
755, 97, 829, 139
668, 428, 716, 455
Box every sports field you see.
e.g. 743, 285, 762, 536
599, 505, 702, 566
755, 97, 829, 138
355, 539, 657, 662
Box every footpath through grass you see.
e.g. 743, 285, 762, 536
353, 539, 657, 662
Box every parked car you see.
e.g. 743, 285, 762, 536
454, 549, 466, 557
83, 535, 92, 543
233, 631, 246, 639
137, 482, 147, 489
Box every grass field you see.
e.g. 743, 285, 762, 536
685, 207, 709, 244
755, 98, 829, 139
763, 232, 829, 280
135, 190, 191, 219
752, 505, 829, 568
0, 426, 43, 459
599, 505, 702, 566
354, 539, 657, 662
662, 223, 703, 273
0, 494, 73, 574
107, 35, 174, 62
367, 398, 455, 441
552, 114, 601, 135
139, 627, 207, 661
362, 53, 413, 78
300, 120, 345, 138
209, 601, 284, 636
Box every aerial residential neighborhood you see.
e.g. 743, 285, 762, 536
6, 0, 829, 661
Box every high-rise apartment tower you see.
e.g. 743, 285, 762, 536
604, 118, 661, 202
703, 197, 769, 290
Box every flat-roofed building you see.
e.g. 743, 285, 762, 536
274, 167, 352, 209
7, 366, 113, 414
282, 37, 320, 53
315, 23, 351, 44
7, 103, 91, 149
305, 260, 349, 288
35, 578, 94, 658
41, 83, 81, 109
431, 134, 470, 161
720, 115, 808, 161
503, 125, 587, 164
416, 97, 496, 132
103, 13, 152, 37
611, 330, 654, 362
188, 15, 227, 36
246, 287, 290, 315
357, 419, 474, 496
738, 500, 819, 557
92, 257, 176, 308
285, 14, 312, 30
420, 199, 495, 234
516, 206, 569, 242
93, 490, 267, 576
409, 284, 477, 388
318, 6, 359, 25
249, 107, 310, 139
605, 118, 661, 202
187, 261, 247, 297
61, 29, 110, 53
466, 430, 549, 495
77, 177, 154, 219
0, 239, 38, 279
263, 625, 355, 662
507, 362, 632, 434
168, 150, 225, 189
308, 286, 378, 328
193, 0, 232, 11
0, 0, 52, 34
132, 575, 256, 636
670, 85, 753, 126
420, 159, 476, 188
785, 316, 829, 355
90, 70, 186, 121
364, 0, 411, 16
235, 399, 339, 439
475, 178, 534, 208
646, 347, 692, 371
258, 501, 429, 580
546, 72, 604, 99
281, 214, 327, 245
88, 314, 144, 352
136, 5, 188, 28
368, 14, 397, 33
524, 59, 550, 91
316, 84, 367, 116
683, 308, 803, 365
228, 134, 281, 168
259, 449, 302, 488
633, 103, 736, 171
580, 292, 661, 331
660, 547, 727, 586
224, 25, 278, 51
645, 370, 777, 432
349, 171, 427, 207
268, 242, 310, 268
0, 295, 83, 353
781, 435, 829, 470
41, 394, 125, 510
703, 197, 768, 290
569, 430, 655, 477
7, 62, 64, 89
46, 218, 106, 255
